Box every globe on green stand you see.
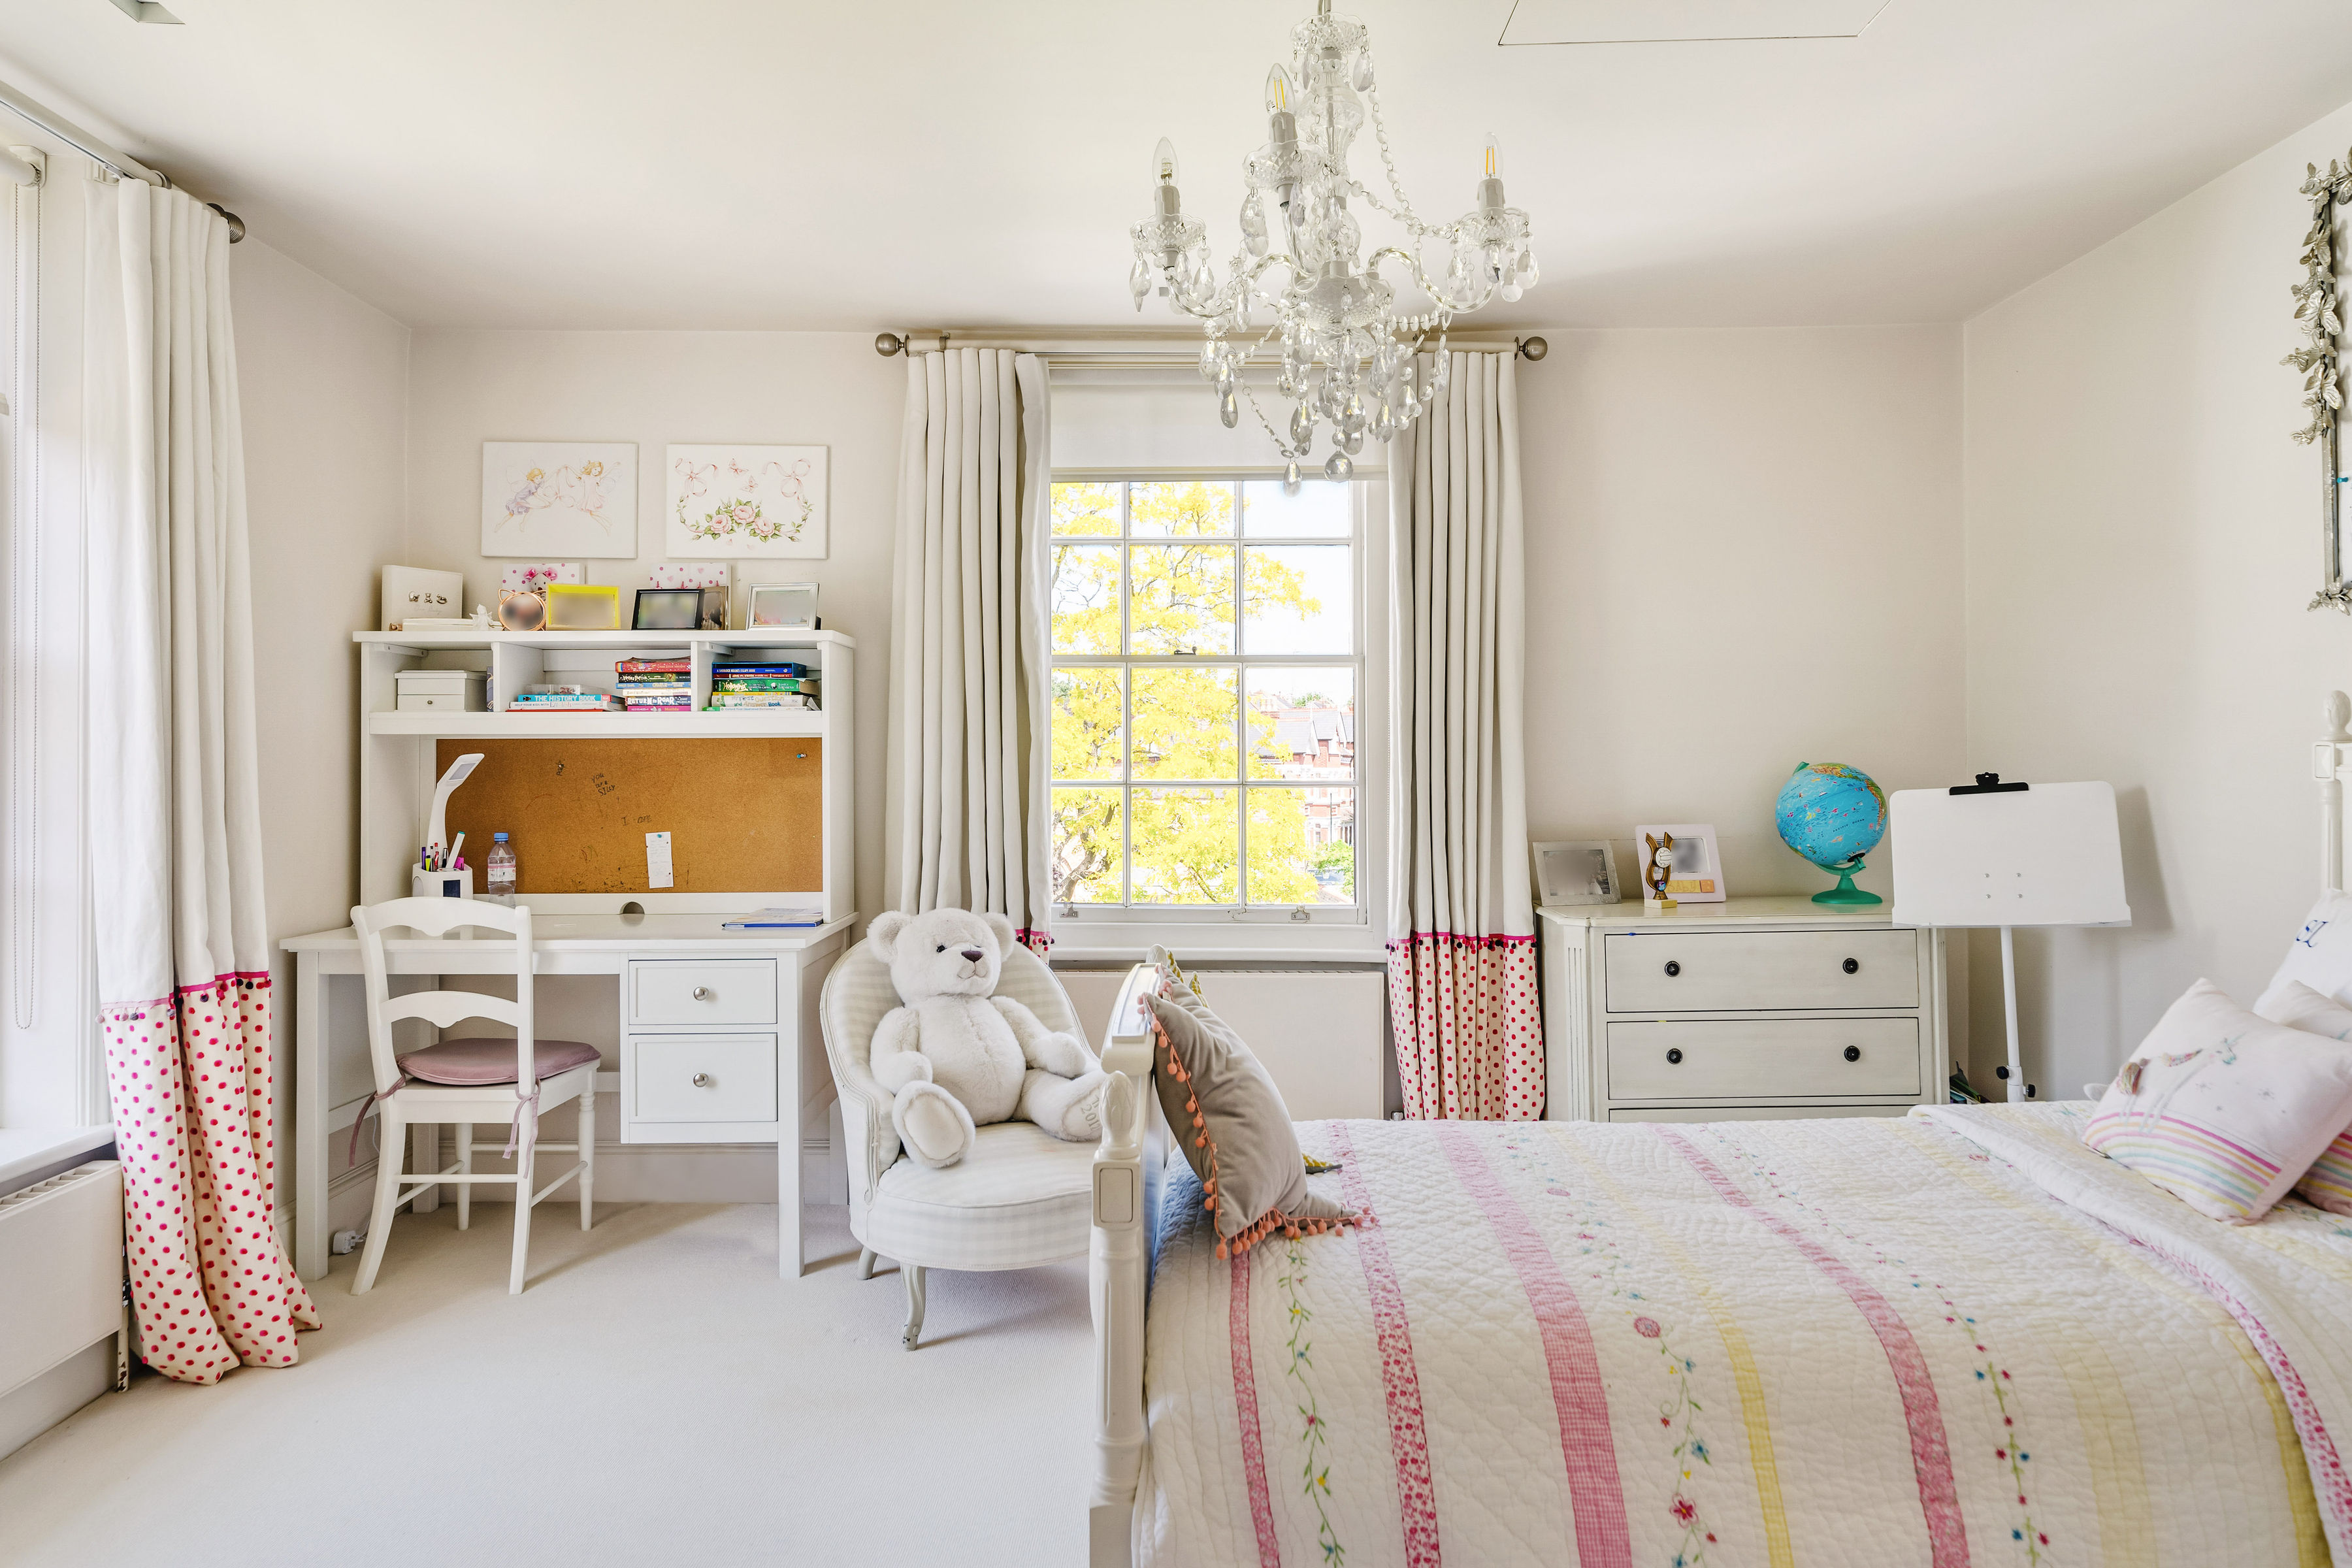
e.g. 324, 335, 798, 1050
1774, 762, 1888, 907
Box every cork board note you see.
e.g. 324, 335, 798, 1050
435, 738, 821, 894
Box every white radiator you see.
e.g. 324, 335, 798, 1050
1060, 968, 1388, 1120
0, 1161, 125, 1399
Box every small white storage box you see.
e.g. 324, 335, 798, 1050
395, 670, 487, 712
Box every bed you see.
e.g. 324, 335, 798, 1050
1084, 856, 2352, 1564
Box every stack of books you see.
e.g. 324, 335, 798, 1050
710, 661, 821, 711
617, 657, 692, 713
508, 684, 620, 712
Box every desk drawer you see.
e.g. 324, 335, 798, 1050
628, 959, 776, 1027
1604, 929, 1918, 1013
630, 1034, 777, 1123
1606, 1017, 1920, 1100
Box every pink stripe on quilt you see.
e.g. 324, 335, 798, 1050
1330, 1121, 1444, 1565
1438, 1126, 1633, 1568
1659, 1128, 1970, 1568
1230, 1241, 1282, 1567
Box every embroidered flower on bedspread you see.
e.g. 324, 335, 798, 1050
1277, 1237, 1348, 1565
1697, 1125, 2051, 1565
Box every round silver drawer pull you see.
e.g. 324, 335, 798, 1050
1665, 1048, 1683, 1064
1843, 1046, 1861, 1062
1663, 960, 1681, 977
693, 1072, 713, 1087
692, 985, 712, 1000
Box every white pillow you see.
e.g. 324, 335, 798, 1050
2253, 890, 2352, 1015
2252, 979, 2352, 1217
2083, 979, 2352, 1222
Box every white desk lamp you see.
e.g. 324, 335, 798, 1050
427, 752, 483, 855
1890, 776, 2130, 1102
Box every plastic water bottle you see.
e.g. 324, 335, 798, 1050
487, 832, 517, 897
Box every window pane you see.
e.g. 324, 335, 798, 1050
1242, 544, 1350, 654
1130, 787, 1239, 904
1132, 666, 1237, 781
1248, 787, 1355, 904
1129, 480, 1234, 538
1128, 543, 1235, 654
1051, 668, 1123, 781
1051, 787, 1125, 904
1245, 667, 1354, 781
1241, 478, 1352, 537
1052, 544, 1120, 654
1051, 480, 1120, 536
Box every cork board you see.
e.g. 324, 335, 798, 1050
434, 738, 821, 894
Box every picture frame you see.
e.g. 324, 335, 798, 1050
648, 563, 730, 629
544, 583, 621, 631
747, 581, 819, 630
481, 444, 638, 559
1633, 823, 1727, 904
1532, 840, 1621, 907
666, 444, 828, 560
632, 588, 702, 631
497, 591, 546, 632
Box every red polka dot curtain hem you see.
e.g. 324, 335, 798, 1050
87, 181, 318, 1384
1384, 352, 1543, 1121
1387, 933, 1543, 1120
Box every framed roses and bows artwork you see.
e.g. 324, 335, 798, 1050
665, 444, 828, 559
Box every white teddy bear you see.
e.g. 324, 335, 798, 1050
866, 907, 1107, 1169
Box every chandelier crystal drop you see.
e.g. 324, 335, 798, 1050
1127, 0, 1537, 487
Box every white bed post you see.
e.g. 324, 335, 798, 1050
1089, 964, 1162, 1568
2319, 691, 2350, 896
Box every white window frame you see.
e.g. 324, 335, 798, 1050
1046, 466, 1387, 960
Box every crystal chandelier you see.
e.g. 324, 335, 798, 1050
1127, 0, 1537, 486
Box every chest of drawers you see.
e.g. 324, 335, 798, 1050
1538, 898, 1950, 1123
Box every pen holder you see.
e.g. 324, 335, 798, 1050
413, 866, 475, 900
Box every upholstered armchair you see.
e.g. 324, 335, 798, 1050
817, 935, 1098, 1348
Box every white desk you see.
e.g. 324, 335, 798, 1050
281, 913, 852, 1282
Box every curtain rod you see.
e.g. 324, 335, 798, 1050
872, 330, 1548, 363
0, 78, 244, 241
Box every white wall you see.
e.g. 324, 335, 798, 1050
234, 238, 411, 1164
1962, 99, 2352, 1098
1520, 328, 1970, 895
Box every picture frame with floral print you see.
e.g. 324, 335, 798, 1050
666, 444, 828, 559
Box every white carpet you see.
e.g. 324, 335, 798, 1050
0, 1202, 1094, 1565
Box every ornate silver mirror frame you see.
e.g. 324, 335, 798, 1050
2289, 150, 2352, 612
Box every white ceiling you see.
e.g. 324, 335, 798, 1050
2, 0, 2348, 331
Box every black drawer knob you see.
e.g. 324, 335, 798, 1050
1663, 960, 1681, 977
1842, 958, 1859, 974
1666, 1048, 1684, 1064
1843, 1045, 1862, 1062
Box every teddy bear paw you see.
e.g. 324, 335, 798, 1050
892, 1081, 975, 1168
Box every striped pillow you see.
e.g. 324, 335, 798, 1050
2083, 979, 2352, 1222
2253, 979, 2352, 1215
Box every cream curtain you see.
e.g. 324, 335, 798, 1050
84, 178, 318, 1382
883, 348, 1056, 948
1386, 350, 1543, 1119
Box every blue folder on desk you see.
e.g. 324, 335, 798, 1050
721, 907, 828, 928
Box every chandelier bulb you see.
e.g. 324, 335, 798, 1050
1483, 133, 1503, 181
1324, 451, 1354, 482
1264, 64, 1294, 118
1153, 137, 1181, 189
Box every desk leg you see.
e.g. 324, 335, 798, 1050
779, 955, 803, 1279
294, 951, 327, 1281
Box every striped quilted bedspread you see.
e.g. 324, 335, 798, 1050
1137, 1103, 2352, 1567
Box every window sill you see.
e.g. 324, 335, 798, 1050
1049, 928, 1388, 966
0, 1125, 116, 1192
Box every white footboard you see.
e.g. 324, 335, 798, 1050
1088, 959, 1167, 1568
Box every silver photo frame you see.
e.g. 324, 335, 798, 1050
747, 581, 819, 630
1533, 840, 1620, 907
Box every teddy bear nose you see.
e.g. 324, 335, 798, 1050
960, 947, 985, 962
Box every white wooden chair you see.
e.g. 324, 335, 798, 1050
348, 898, 600, 1296
819, 935, 1095, 1348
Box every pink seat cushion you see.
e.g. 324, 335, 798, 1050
395, 1037, 601, 1086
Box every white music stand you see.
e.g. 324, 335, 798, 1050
1890, 778, 2130, 1102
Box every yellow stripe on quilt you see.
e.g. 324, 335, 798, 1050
1550, 1134, 1796, 1568
1895, 1127, 2155, 1567
1900, 1121, 2328, 1568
